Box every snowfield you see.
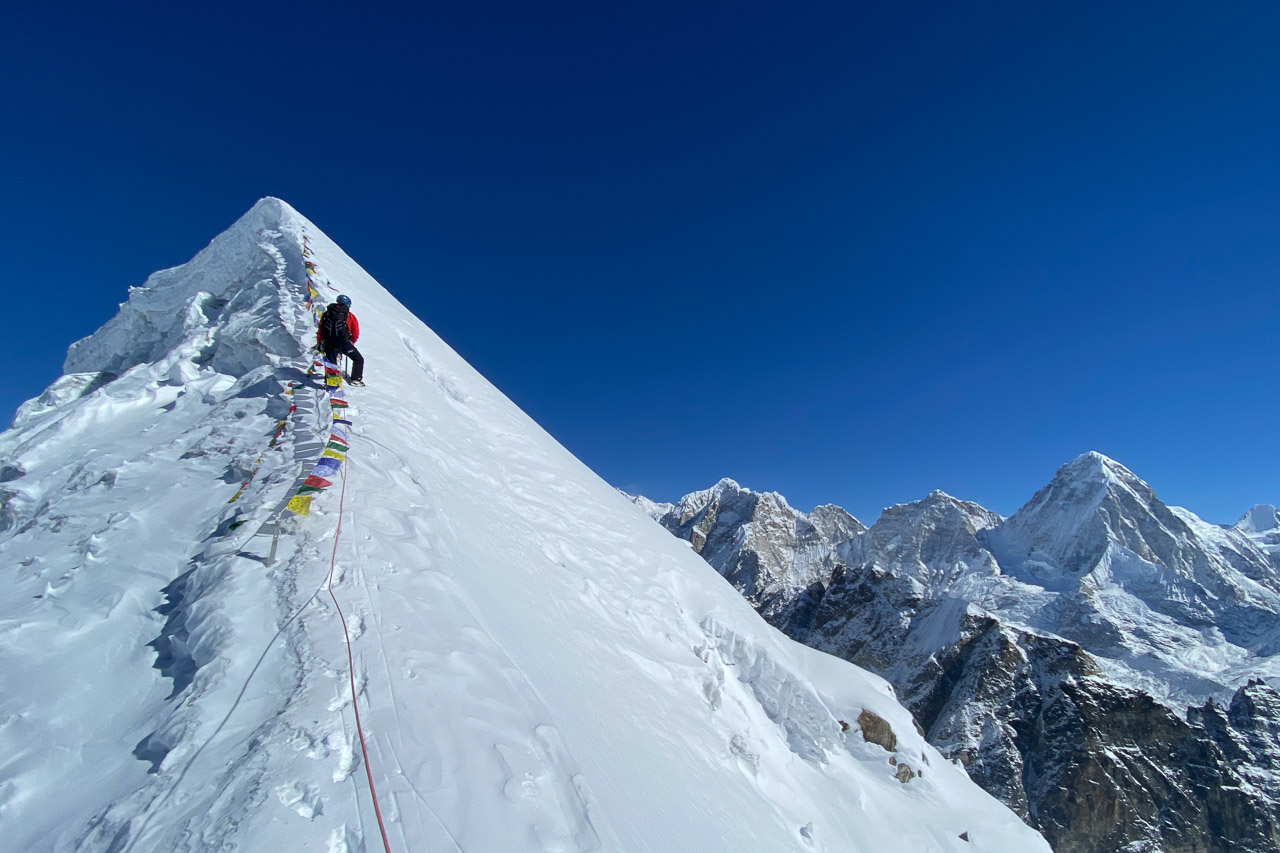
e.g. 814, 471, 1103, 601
0, 198, 1049, 852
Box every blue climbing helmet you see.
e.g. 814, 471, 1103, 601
336, 295, 352, 307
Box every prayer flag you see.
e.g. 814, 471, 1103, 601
313, 458, 343, 477
287, 494, 314, 515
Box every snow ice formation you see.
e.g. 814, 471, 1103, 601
0, 199, 1049, 852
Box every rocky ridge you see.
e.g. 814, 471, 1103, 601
635, 454, 1280, 852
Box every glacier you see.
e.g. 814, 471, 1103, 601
0, 198, 1048, 852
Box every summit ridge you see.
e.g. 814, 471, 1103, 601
0, 200, 1047, 852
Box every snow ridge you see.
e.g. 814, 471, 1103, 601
0, 199, 1047, 852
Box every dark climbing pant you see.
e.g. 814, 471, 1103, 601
326, 342, 364, 382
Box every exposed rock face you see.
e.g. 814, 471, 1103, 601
641, 478, 864, 637
638, 455, 1280, 852
857, 708, 898, 752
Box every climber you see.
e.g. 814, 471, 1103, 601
317, 295, 365, 386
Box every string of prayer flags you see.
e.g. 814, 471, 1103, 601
285, 357, 351, 516
301, 230, 330, 324
298, 474, 333, 494
285, 233, 354, 516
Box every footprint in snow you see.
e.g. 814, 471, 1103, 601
493, 726, 603, 852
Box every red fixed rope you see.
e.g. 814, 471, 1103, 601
327, 463, 393, 853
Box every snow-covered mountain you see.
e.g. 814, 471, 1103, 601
986, 452, 1280, 673
635, 478, 864, 639
1238, 504, 1280, 560
0, 199, 1048, 852
641, 461, 1280, 852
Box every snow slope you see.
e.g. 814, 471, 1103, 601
0, 199, 1047, 852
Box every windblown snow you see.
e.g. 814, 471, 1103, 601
0, 199, 1047, 852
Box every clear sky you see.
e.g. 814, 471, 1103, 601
3, 2, 1277, 525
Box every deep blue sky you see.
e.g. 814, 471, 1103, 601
3, 2, 1277, 524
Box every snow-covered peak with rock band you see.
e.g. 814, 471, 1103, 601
638, 458, 1280, 852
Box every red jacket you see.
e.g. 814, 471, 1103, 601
316, 310, 360, 347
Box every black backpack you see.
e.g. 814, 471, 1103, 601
320, 303, 351, 348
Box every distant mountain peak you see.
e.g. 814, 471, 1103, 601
873, 489, 1001, 533
921, 488, 986, 511
1058, 450, 1142, 487
984, 453, 1179, 592
671, 477, 803, 518
1236, 504, 1280, 559
1016, 452, 1156, 527
1076, 449, 1119, 467
675, 477, 745, 506
811, 503, 866, 533
1237, 504, 1280, 534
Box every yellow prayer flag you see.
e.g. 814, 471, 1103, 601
287, 494, 314, 515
